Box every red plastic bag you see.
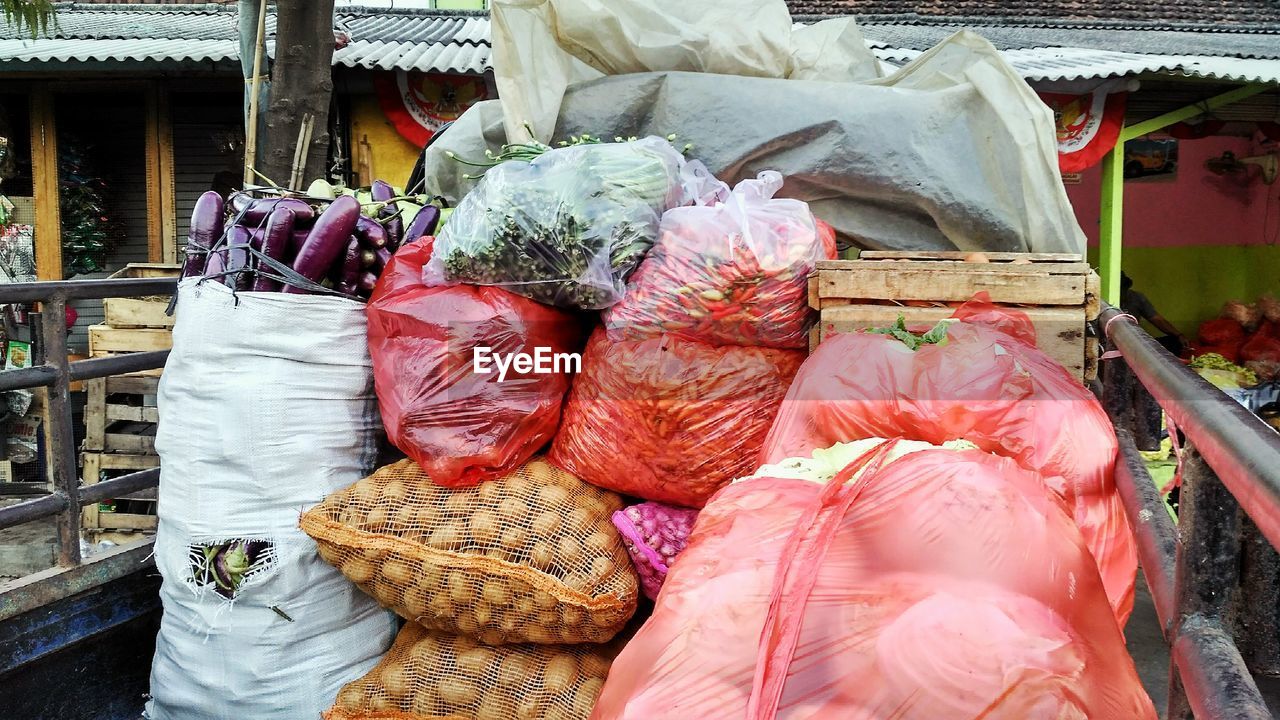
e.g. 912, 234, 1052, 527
1242, 321, 1280, 365
367, 238, 584, 486
550, 329, 803, 508
603, 172, 832, 349
592, 443, 1157, 720
761, 301, 1136, 628
612, 502, 699, 601
1198, 317, 1246, 347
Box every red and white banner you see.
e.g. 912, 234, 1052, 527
1039, 84, 1127, 173
373, 71, 489, 148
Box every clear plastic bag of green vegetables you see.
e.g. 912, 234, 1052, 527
423, 136, 699, 310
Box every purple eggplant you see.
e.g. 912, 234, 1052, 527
335, 238, 362, 294
355, 215, 388, 249
181, 191, 225, 278
374, 247, 392, 269
240, 197, 315, 225
224, 226, 253, 290
403, 204, 440, 244
360, 249, 377, 269
371, 180, 402, 250
358, 271, 379, 293
253, 207, 296, 293
285, 195, 361, 293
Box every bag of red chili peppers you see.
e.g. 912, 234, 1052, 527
604, 171, 835, 350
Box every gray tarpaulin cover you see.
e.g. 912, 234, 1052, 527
423, 0, 1085, 254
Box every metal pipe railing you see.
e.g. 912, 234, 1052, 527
0, 276, 175, 567
1100, 302, 1280, 719
1100, 306, 1280, 548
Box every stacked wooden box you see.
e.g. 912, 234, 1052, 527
808, 251, 1101, 382
81, 263, 177, 534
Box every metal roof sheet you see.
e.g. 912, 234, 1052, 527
333, 39, 490, 74
0, 5, 490, 73
859, 22, 1280, 60
0, 37, 235, 63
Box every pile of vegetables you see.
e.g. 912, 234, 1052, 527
604, 172, 835, 349
1190, 352, 1259, 389
180, 180, 444, 299
1195, 296, 1280, 381
325, 623, 618, 720
301, 458, 639, 646
423, 136, 689, 309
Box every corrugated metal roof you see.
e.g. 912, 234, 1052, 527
872, 42, 1280, 85
788, 1, 1280, 27
859, 21, 1280, 60
0, 5, 491, 73
0, 37, 235, 63
333, 39, 490, 74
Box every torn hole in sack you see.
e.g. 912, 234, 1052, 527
187, 538, 276, 600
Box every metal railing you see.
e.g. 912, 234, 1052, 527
1100, 304, 1280, 719
0, 276, 175, 620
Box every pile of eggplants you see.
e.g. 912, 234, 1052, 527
180, 181, 443, 299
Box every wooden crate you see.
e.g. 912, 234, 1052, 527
84, 375, 159, 455
80, 451, 159, 534
102, 263, 181, 329
809, 252, 1100, 381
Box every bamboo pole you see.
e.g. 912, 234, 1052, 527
242, 0, 269, 187
288, 113, 314, 191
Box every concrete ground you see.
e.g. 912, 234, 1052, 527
1126, 569, 1280, 718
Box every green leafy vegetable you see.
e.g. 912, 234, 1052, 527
433, 137, 682, 309
866, 317, 954, 351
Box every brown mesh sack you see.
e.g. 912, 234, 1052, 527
300, 457, 638, 645
324, 623, 618, 720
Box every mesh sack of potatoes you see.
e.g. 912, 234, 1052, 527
300, 457, 639, 645
323, 622, 616, 720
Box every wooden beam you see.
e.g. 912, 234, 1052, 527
29, 89, 60, 281
158, 87, 177, 263
144, 86, 164, 264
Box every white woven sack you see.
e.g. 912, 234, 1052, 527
145, 280, 397, 720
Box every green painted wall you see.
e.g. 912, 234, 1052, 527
1087, 245, 1280, 336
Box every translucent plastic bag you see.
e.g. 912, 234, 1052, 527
611, 502, 698, 600
368, 238, 584, 486
325, 623, 617, 720
423, 137, 689, 310
550, 329, 803, 507
301, 458, 639, 646
760, 301, 1137, 628
592, 441, 1157, 720
604, 171, 834, 349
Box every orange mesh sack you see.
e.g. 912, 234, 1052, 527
300, 458, 639, 645
550, 329, 803, 508
325, 623, 616, 720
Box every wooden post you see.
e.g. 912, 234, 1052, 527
1098, 137, 1124, 306
243, 0, 269, 186
145, 83, 179, 264
29, 88, 60, 281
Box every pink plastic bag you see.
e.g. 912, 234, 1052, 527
592, 443, 1157, 720
603, 172, 832, 349
760, 299, 1136, 628
611, 502, 699, 600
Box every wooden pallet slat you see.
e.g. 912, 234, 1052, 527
809, 253, 1099, 382
88, 325, 173, 355
81, 451, 160, 534
814, 262, 1091, 306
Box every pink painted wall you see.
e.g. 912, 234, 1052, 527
1062, 133, 1280, 333
1066, 134, 1278, 248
